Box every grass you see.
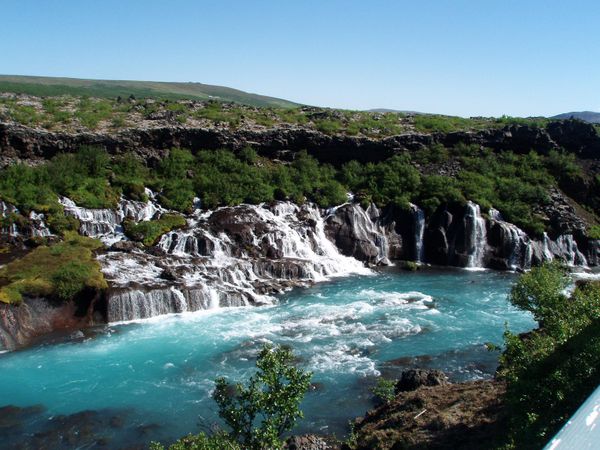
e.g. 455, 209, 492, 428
123, 214, 187, 246
0, 232, 106, 304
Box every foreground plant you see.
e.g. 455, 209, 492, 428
213, 344, 312, 449
151, 344, 312, 450
500, 262, 600, 449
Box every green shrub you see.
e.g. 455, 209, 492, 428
51, 261, 93, 300
372, 377, 396, 404
123, 214, 186, 246
150, 432, 240, 450
213, 344, 312, 449
315, 119, 342, 134
413, 114, 474, 133
499, 263, 600, 449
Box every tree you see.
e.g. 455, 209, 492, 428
213, 344, 312, 449
499, 263, 600, 449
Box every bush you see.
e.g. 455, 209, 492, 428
499, 263, 600, 449
150, 432, 240, 450
51, 261, 93, 300
588, 225, 600, 240
372, 377, 396, 404
213, 344, 312, 449
314, 119, 342, 134
124, 214, 187, 246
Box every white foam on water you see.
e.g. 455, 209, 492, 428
308, 344, 379, 376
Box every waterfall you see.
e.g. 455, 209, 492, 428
106, 285, 260, 322
489, 208, 531, 270
0, 201, 20, 237
366, 204, 391, 265
60, 194, 165, 245
28, 211, 52, 238
544, 233, 587, 267
102, 201, 373, 322
489, 209, 588, 270
60, 197, 125, 243
411, 203, 425, 263
465, 201, 487, 268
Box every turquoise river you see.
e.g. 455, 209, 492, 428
0, 268, 535, 448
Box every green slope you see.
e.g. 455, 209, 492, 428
0, 74, 298, 108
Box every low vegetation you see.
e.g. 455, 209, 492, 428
499, 262, 600, 449
123, 214, 186, 246
1, 91, 555, 137
1, 138, 591, 238
151, 344, 312, 450
371, 377, 397, 404
0, 232, 106, 303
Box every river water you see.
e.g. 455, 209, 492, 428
0, 268, 535, 448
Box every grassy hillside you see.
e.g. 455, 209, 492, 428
0, 75, 298, 108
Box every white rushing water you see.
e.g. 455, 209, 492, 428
60, 192, 165, 246
465, 201, 488, 268
0, 201, 52, 238
99, 200, 372, 322
489, 209, 588, 269
411, 203, 426, 263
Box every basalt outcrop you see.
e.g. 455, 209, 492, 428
1, 119, 599, 168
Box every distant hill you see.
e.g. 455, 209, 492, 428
0, 74, 298, 108
552, 111, 600, 123
368, 108, 424, 115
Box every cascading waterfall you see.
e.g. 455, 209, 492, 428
465, 201, 487, 268
411, 203, 425, 263
489, 208, 532, 270
60, 194, 165, 245
0, 201, 52, 238
489, 209, 588, 269
365, 204, 391, 265
544, 233, 587, 267
103, 201, 372, 322
28, 211, 52, 238
0, 201, 20, 237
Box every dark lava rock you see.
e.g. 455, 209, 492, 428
159, 267, 178, 281
110, 240, 141, 252
395, 369, 449, 393
286, 434, 332, 450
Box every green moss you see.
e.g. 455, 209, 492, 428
123, 214, 186, 246
0, 232, 106, 304
401, 261, 419, 271
588, 225, 600, 240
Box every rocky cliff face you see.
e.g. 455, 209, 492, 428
2, 119, 599, 168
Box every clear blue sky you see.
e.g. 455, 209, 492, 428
2, 0, 599, 117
